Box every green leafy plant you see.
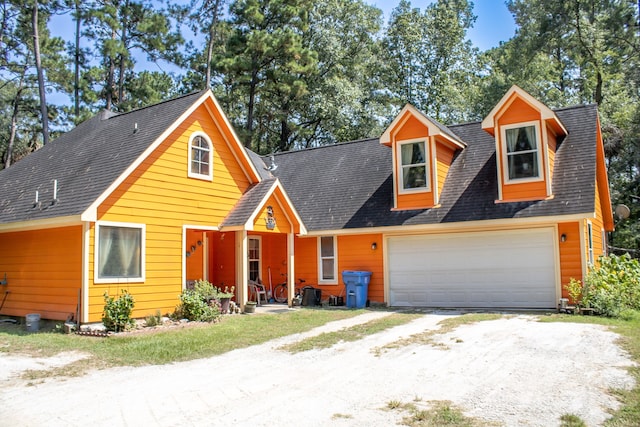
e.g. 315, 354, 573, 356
564, 278, 584, 307
145, 310, 163, 327
583, 254, 640, 317
193, 279, 216, 300
216, 285, 235, 299
174, 282, 221, 322
102, 290, 135, 332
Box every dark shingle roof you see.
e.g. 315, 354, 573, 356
0, 90, 207, 225
221, 178, 277, 227
267, 104, 599, 231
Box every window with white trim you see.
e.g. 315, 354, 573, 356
502, 122, 542, 182
318, 236, 337, 283
96, 222, 145, 283
587, 221, 594, 264
188, 133, 212, 180
248, 236, 261, 282
398, 140, 428, 192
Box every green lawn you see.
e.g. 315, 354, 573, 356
0, 309, 362, 370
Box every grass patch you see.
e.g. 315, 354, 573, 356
279, 311, 423, 353
559, 413, 587, 427
0, 309, 362, 377
539, 311, 640, 427
387, 399, 494, 427
375, 312, 503, 355
331, 413, 353, 419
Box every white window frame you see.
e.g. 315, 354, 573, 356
188, 131, 213, 181
396, 138, 430, 194
94, 221, 146, 284
501, 121, 544, 185
587, 221, 594, 265
318, 236, 337, 284
248, 236, 261, 282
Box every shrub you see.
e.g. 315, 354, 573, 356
102, 290, 135, 332
145, 310, 163, 327
564, 278, 584, 306
174, 281, 220, 322
583, 254, 640, 317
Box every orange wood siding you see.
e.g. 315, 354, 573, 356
293, 234, 384, 304
394, 115, 429, 141
252, 232, 287, 289
88, 104, 253, 321
546, 127, 557, 183
435, 142, 455, 199
0, 226, 82, 320
497, 97, 540, 124
186, 229, 205, 282
501, 180, 547, 201
210, 232, 236, 288
559, 222, 583, 300
589, 185, 606, 265
294, 237, 319, 285
396, 190, 435, 210
252, 195, 292, 234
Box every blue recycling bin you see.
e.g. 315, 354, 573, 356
342, 270, 372, 308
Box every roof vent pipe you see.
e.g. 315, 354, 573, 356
52, 179, 58, 204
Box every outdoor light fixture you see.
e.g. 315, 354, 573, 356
371, 242, 377, 250
561, 234, 567, 242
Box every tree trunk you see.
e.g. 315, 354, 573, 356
5, 67, 26, 168
74, 0, 80, 119
106, 28, 116, 110
32, 0, 49, 145
204, 0, 222, 89
117, 0, 129, 106
595, 70, 603, 105
246, 67, 258, 148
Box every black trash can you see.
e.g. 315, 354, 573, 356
301, 286, 321, 306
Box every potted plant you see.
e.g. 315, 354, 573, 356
244, 300, 257, 313
216, 285, 235, 314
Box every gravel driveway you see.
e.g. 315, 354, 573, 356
0, 312, 636, 426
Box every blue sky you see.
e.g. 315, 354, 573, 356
374, 0, 516, 51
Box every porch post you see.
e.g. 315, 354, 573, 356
235, 230, 248, 308
287, 232, 295, 307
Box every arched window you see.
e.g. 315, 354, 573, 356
188, 133, 212, 180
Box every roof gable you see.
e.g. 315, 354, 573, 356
220, 178, 306, 234
380, 104, 465, 149
0, 90, 261, 228
481, 85, 567, 136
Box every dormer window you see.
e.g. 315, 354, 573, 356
188, 132, 212, 180
399, 139, 428, 192
502, 122, 542, 183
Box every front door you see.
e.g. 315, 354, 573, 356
248, 236, 261, 281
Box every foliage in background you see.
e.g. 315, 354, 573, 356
102, 289, 136, 332
1, 0, 640, 255
582, 254, 640, 317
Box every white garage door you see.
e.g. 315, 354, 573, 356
388, 228, 557, 308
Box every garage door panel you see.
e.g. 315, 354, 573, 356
388, 229, 556, 308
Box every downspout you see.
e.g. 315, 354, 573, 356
81, 222, 90, 323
